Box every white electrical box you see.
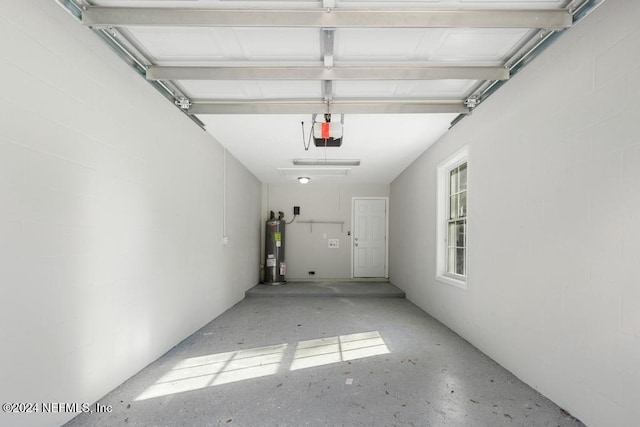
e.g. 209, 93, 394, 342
328, 239, 339, 248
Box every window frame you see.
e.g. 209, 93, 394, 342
436, 146, 469, 289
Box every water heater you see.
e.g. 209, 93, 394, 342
264, 211, 286, 285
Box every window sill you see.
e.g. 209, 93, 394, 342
436, 274, 468, 290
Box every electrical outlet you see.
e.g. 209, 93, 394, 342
328, 239, 339, 248
294, 206, 300, 215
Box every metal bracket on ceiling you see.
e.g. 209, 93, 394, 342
464, 97, 479, 109
175, 97, 192, 110
323, 0, 336, 9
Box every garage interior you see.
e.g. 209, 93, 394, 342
1, 0, 639, 426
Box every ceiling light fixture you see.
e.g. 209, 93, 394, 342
298, 177, 311, 184
293, 159, 360, 166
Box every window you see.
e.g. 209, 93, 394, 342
447, 163, 467, 277
437, 147, 468, 288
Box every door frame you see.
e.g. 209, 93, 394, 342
351, 197, 389, 279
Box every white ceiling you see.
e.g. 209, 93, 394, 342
200, 113, 456, 183
62, 0, 588, 184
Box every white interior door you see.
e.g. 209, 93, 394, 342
353, 198, 387, 278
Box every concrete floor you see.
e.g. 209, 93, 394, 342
66, 282, 584, 427
246, 281, 406, 298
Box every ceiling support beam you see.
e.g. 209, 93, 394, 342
83, 7, 572, 29
146, 65, 509, 81
322, 28, 335, 68
188, 100, 469, 115
322, 81, 333, 103
321, 28, 335, 103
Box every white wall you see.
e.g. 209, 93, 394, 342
0, 2, 261, 426
265, 183, 389, 280
389, 1, 640, 426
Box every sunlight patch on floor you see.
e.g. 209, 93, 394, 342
135, 331, 389, 401
290, 331, 390, 371
135, 344, 287, 401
